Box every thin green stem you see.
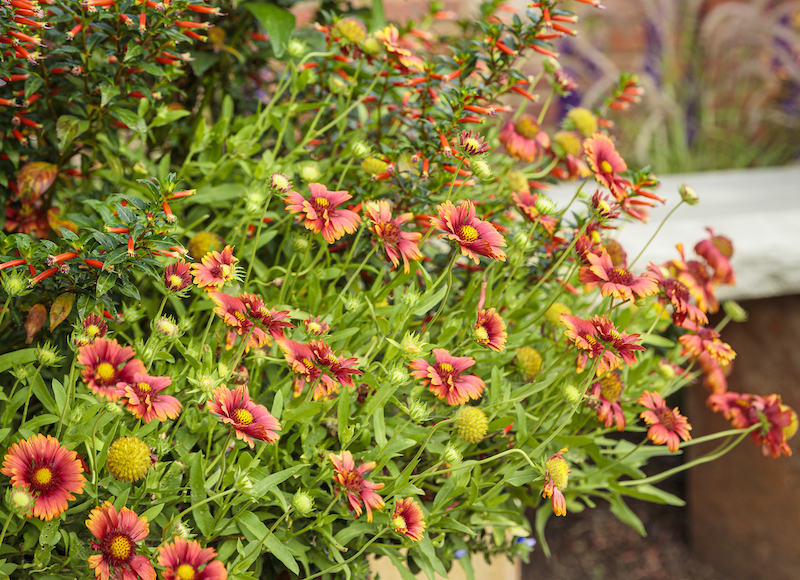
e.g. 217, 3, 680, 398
425, 252, 458, 330
243, 190, 274, 292
161, 489, 236, 542
0, 295, 11, 328
303, 529, 387, 580
0, 510, 14, 548
20, 364, 43, 427
629, 200, 685, 268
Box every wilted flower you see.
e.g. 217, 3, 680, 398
454, 406, 488, 443
515, 346, 542, 381
329, 450, 384, 521
694, 228, 735, 286
589, 371, 626, 431
542, 448, 569, 517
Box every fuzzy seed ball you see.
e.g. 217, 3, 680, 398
293, 491, 315, 516
515, 347, 542, 382
546, 455, 569, 491
545, 303, 572, 327
455, 406, 489, 444
106, 436, 152, 483
553, 131, 582, 158
566, 107, 597, 138
188, 231, 224, 260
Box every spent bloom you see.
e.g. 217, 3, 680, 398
78, 338, 146, 402
207, 385, 281, 448
410, 348, 486, 406
329, 450, 385, 521
191, 246, 239, 290
1, 434, 86, 521
431, 200, 507, 264
157, 537, 228, 580
473, 308, 507, 352
542, 448, 569, 517
579, 250, 658, 302
694, 228, 735, 286
364, 200, 423, 274
86, 502, 155, 580
285, 183, 361, 244
515, 346, 542, 381
391, 498, 426, 542
639, 391, 692, 452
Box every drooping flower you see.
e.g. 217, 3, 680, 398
285, 183, 361, 244
646, 264, 708, 326
207, 385, 281, 448
694, 228, 735, 286
708, 392, 793, 458
119, 373, 182, 423
1, 434, 86, 521
86, 501, 155, 580
584, 133, 631, 199
374, 24, 424, 71
431, 200, 507, 264
473, 308, 507, 352
499, 115, 550, 162
164, 260, 192, 293
639, 391, 692, 452
78, 338, 146, 402
158, 537, 228, 580
409, 348, 485, 405
329, 450, 385, 521
561, 314, 646, 375
309, 340, 363, 400
677, 320, 736, 364
277, 339, 322, 398
364, 200, 422, 274
391, 498, 426, 542
589, 371, 626, 431
106, 436, 153, 483
510, 191, 558, 234
666, 244, 719, 314
542, 448, 569, 517
191, 246, 239, 289
579, 250, 658, 302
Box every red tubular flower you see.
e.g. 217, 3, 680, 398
584, 133, 631, 199
364, 200, 422, 274
579, 250, 658, 302
498, 115, 550, 162
639, 391, 692, 452
432, 200, 507, 263
158, 538, 228, 580
329, 450, 385, 521
409, 348, 486, 405
285, 183, 361, 244
77, 338, 146, 401
694, 228, 735, 286
391, 498, 426, 542
86, 501, 155, 580
207, 385, 280, 448
473, 308, 507, 352
191, 246, 238, 289
1, 434, 86, 521
589, 371, 626, 431
511, 191, 558, 234
164, 260, 192, 293
119, 373, 182, 423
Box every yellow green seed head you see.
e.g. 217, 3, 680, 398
188, 231, 224, 260
507, 169, 529, 193
553, 131, 583, 157
107, 436, 152, 483
546, 455, 569, 491
515, 347, 542, 382
566, 107, 597, 137
545, 303, 572, 326
455, 406, 489, 444
361, 157, 389, 176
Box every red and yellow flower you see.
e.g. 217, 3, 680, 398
374, 24, 424, 71
391, 498, 426, 542
277, 339, 322, 398
191, 246, 239, 289
1, 434, 86, 521
639, 391, 692, 452
694, 228, 735, 286
364, 200, 422, 274
157, 537, 228, 580
207, 385, 281, 448
78, 338, 146, 402
561, 314, 645, 375
119, 372, 182, 423
542, 448, 569, 517
677, 320, 736, 364
499, 115, 550, 162
431, 200, 507, 263
164, 260, 192, 293
409, 348, 485, 405
584, 133, 631, 199
473, 308, 507, 352
646, 264, 708, 326
285, 183, 361, 244
329, 450, 384, 522
579, 250, 658, 302
309, 340, 363, 400
86, 501, 155, 580
510, 191, 559, 235
589, 371, 626, 431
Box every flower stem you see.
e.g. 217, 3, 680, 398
425, 252, 458, 331
0, 510, 14, 548
629, 200, 685, 269
0, 295, 12, 329
243, 189, 274, 292
20, 364, 43, 428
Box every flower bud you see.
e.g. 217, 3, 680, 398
401, 288, 421, 309
561, 383, 581, 405
723, 300, 748, 323
300, 164, 320, 182
679, 183, 699, 205
388, 365, 409, 387
3, 270, 30, 297
339, 425, 355, 444
155, 316, 181, 340
362, 36, 381, 55
70, 405, 84, 424
36, 342, 63, 367
270, 172, 293, 194
328, 76, 348, 95
292, 235, 310, 253
471, 159, 493, 180
406, 399, 431, 423
287, 39, 307, 58
172, 520, 194, 540
534, 195, 557, 216
105, 401, 124, 416
293, 491, 315, 516
399, 332, 426, 358
350, 140, 370, 158
245, 190, 266, 215
234, 469, 254, 495
454, 406, 488, 443
342, 294, 363, 312
6, 486, 35, 518
441, 442, 462, 465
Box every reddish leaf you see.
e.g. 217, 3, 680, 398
50, 293, 75, 331
25, 303, 47, 344
17, 162, 58, 204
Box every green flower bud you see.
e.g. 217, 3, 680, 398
287, 39, 307, 59
342, 294, 363, 313
441, 442, 462, 466
406, 399, 431, 423
534, 195, 557, 216
36, 342, 63, 367
471, 159, 493, 180
6, 486, 35, 518
350, 141, 371, 158
293, 491, 315, 516
3, 270, 30, 297
399, 332, 426, 358
723, 300, 748, 323
679, 184, 699, 205
300, 164, 321, 182
105, 401, 124, 416
388, 366, 409, 387
561, 383, 582, 405
292, 235, 310, 253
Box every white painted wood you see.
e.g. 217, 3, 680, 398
547, 165, 800, 301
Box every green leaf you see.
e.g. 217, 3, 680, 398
150, 105, 191, 129
189, 453, 213, 537
248, 464, 307, 500
0, 348, 37, 374
237, 512, 299, 574
411, 284, 448, 316
96, 271, 115, 297
608, 494, 646, 536
243, 3, 296, 58
640, 335, 675, 348
414, 535, 448, 578
56, 115, 90, 154
100, 82, 120, 107
337, 385, 350, 443
111, 108, 148, 139
370, 0, 386, 31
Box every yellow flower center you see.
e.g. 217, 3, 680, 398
546, 456, 569, 491
474, 326, 489, 342
108, 534, 133, 561
315, 197, 329, 207
600, 160, 613, 173
391, 515, 407, 532
33, 466, 53, 487
302, 358, 315, 370
308, 322, 322, 334
169, 274, 184, 288
137, 382, 151, 392
87, 324, 100, 337
235, 311, 248, 323
459, 225, 479, 242
220, 264, 234, 281
175, 564, 197, 580
598, 372, 623, 403
465, 137, 482, 152
233, 408, 254, 426
96, 362, 115, 381
439, 363, 454, 373
514, 116, 539, 139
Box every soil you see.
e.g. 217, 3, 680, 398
521, 458, 732, 580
